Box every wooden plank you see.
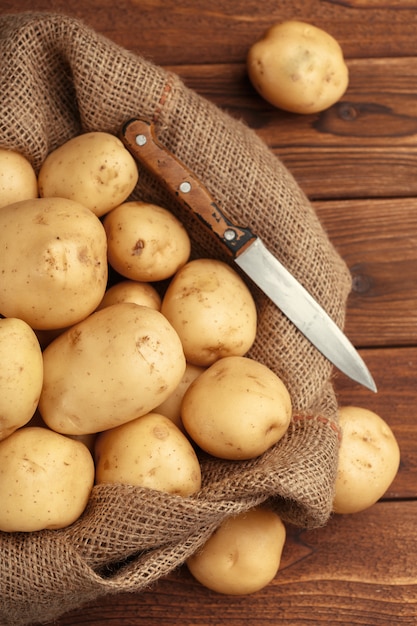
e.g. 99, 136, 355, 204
258, 57, 417, 200
314, 197, 417, 347
167, 58, 417, 201
4, 0, 417, 64
44, 501, 417, 625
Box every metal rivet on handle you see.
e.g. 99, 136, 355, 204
179, 181, 192, 193
224, 228, 236, 241
135, 134, 147, 146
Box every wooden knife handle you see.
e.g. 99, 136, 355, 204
121, 118, 257, 257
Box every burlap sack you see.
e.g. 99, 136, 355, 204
0, 12, 352, 626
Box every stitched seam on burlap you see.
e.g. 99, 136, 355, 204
292, 413, 342, 442
152, 74, 175, 124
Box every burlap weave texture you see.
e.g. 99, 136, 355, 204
0, 12, 352, 625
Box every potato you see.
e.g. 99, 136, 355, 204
96, 279, 161, 311
39, 302, 186, 435
333, 406, 400, 514
0, 148, 38, 209
0, 197, 108, 330
181, 356, 292, 460
154, 361, 205, 430
67, 433, 98, 455
0, 426, 94, 532
0, 318, 43, 441
95, 412, 201, 496
161, 259, 257, 367
104, 201, 191, 282
247, 20, 348, 114
25, 408, 98, 454
186, 506, 286, 595
34, 326, 68, 351
38, 132, 138, 217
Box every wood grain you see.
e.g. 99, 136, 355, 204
42, 502, 417, 625
165, 58, 417, 201
315, 198, 417, 347
1, 1, 416, 625
4, 0, 417, 63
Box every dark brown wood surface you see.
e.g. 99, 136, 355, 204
2, 1, 416, 624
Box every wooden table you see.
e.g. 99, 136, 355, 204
3, 1, 417, 624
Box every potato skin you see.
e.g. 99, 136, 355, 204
0, 427, 94, 532
104, 201, 191, 282
96, 279, 161, 311
181, 356, 292, 460
38, 132, 138, 217
39, 302, 186, 435
95, 412, 201, 496
154, 361, 205, 431
0, 197, 108, 330
0, 148, 38, 209
247, 20, 348, 114
333, 406, 400, 514
186, 507, 286, 595
161, 259, 257, 367
0, 318, 43, 441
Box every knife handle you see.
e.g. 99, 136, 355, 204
121, 118, 257, 257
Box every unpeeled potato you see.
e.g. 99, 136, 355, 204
161, 258, 257, 367
247, 20, 348, 114
181, 355, 292, 460
96, 279, 162, 311
0, 318, 43, 441
95, 412, 201, 497
154, 361, 205, 431
0, 147, 38, 209
39, 302, 186, 435
38, 131, 138, 217
333, 406, 400, 514
0, 427, 94, 532
186, 506, 286, 595
104, 201, 191, 282
0, 197, 108, 330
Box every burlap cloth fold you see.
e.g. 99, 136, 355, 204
0, 12, 352, 626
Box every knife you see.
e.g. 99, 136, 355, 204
121, 118, 377, 392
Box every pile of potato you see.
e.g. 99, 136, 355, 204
0, 132, 399, 596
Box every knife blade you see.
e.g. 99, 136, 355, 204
121, 117, 377, 392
